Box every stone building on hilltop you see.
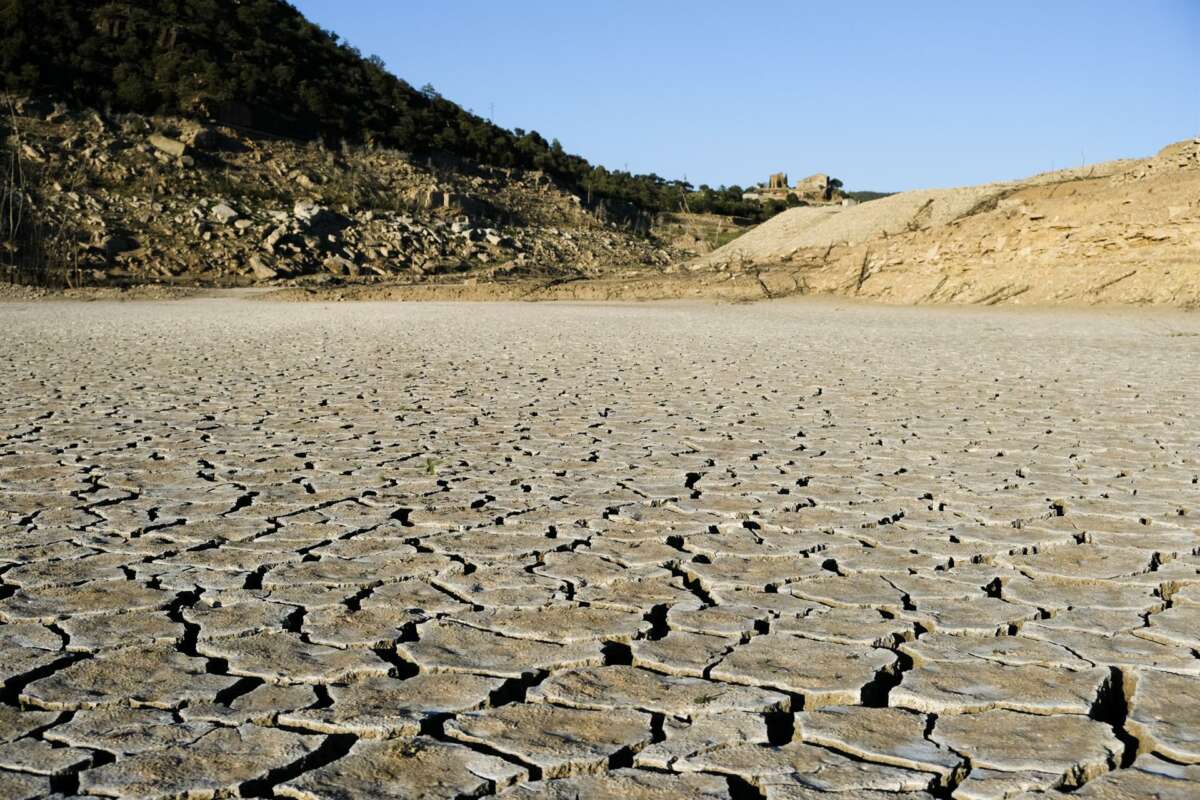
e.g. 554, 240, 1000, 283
744, 172, 842, 204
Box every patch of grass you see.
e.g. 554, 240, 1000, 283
714, 227, 749, 248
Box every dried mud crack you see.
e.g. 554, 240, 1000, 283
0, 297, 1198, 799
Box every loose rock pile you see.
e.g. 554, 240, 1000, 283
3, 99, 676, 286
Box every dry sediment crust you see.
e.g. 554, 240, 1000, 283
0, 297, 1197, 797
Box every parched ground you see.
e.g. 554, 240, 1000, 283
1, 297, 1198, 799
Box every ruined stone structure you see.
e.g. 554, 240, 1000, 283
745, 172, 842, 204
795, 173, 835, 200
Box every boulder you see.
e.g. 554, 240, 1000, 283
211, 203, 239, 225
148, 134, 187, 159
323, 255, 358, 276
249, 256, 278, 280
264, 226, 287, 253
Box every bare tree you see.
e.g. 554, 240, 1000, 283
1, 97, 82, 287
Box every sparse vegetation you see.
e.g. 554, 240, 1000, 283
714, 226, 749, 249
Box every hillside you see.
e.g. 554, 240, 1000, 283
0, 0, 793, 287
1, 103, 680, 286
2, 1, 1196, 305
266, 142, 1200, 308
691, 141, 1200, 307
0, 0, 759, 218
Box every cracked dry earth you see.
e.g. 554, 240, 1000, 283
1, 297, 1199, 800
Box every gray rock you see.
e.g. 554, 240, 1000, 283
250, 256, 278, 280
1072, 754, 1200, 798
211, 203, 239, 224
147, 133, 186, 158
324, 255, 358, 276
398, 620, 604, 678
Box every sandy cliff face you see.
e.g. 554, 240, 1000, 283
696, 142, 1200, 307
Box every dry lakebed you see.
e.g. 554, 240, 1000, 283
0, 297, 1198, 799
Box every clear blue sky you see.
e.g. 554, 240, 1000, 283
291, 1, 1199, 192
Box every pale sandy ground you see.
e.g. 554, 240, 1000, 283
1, 298, 1199, 799
693, 139, 1200, 309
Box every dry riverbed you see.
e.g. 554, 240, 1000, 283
1, 298, 1198, 799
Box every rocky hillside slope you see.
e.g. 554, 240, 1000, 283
691, 141, 1200, 307
3, 101, 676, 286
3, 0, 766, 237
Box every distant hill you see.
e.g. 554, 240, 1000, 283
0, 0, 762, 218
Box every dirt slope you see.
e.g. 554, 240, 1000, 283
694, 143, 1200, 307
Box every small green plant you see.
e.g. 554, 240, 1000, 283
423, 457, 439, 476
